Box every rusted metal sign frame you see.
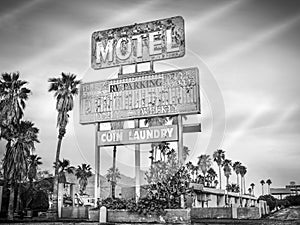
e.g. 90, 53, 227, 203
79, 67, 200, 124
91, 16, 185, 69
98, 125, 178, 146
183, 123, 201, 133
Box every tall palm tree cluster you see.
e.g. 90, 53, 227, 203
185, 149, 254, 196
186, 154, 217, 187
0, 72, 81, 220
0, 72, 40, 219
260, 179, 272, 195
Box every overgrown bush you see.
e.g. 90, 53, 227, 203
101, 197, 136, 210
141, 148, 192, 214
100, 148, 192, 216
258, 194, 277, 211
285, 195, 300, 206
277, 199, 290, 208
29, 190, 49, 212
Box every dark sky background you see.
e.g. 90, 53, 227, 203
1, 0, 300, 196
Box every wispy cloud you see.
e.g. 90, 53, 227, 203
18, 0, 162, 74
224, 101, 272, 149
0, 0, 45, 28
186, 0, 245, 32
208, 13, 300, 66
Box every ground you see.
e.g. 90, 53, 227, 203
268, 206, 300, 220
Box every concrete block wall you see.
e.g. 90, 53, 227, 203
237, 207, 260, 219
191, 207, 232, 219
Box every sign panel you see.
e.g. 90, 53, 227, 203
80, 67, 200, 124
91, 16, 185, 69
98, 125, 178, 146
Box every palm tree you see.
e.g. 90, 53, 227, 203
212, 149, 225, 189
182, 146, 190, 162
260, 180, 265, 195
0, 72, 30, 134
0, 73, 35, 220
239, 165, 247, 195
3, 121, 39, 219
144, 117, 168, 163
55, 159, 74, 184
28, 154, 43, 184
222, 159, 232, 190
75, 164, 92, 195
197, 154, 211, 187
207, 167, 217, 187
48, 72, 80, 218
106, 167, 121, 198
213, 180, 219, 188
250, 183, 255, 196
232, 161, 242, 192
222, 159, 232, 205
248, 187, 252, 195
266, 179, 272, 195
110, 121, 124, 198
186, 161, 198, 182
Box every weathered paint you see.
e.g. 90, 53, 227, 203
80, 67, 200, 124
91, 16, 185, 69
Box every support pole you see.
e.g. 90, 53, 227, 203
178, 115, 184, 164
112, 145, 117, 198
150, 61, 154, 72
118, 65, 123, 75
94, 123, 100, 206
134, 119, 141, 202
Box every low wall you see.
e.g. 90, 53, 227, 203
237, 207, 260, 219
191, 207, 232, 219
191, 207, 261, 219
107, 209, 190, 223
61, 206, 89, 219
88, 209, 99, 221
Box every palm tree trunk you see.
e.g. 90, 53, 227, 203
7, 185, 15, 220
150, 144, 154, 166
226, 176, 229, 205
52, 129, 64, 218
243, 177, 246, 195
240, 176, 243, 195
226, 176, 229, 190
262, 185, 264, 195
112, 145, 117, 199
218, 165, 222, 189
16, 183, 22, 214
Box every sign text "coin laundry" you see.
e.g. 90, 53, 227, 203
98, 125, 178, 146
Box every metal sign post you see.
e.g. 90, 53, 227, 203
134, 119, 141, 202
94, 123, 100, 205
177, 115, 184, 164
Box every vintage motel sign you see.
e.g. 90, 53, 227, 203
79, 67, 200, 124
98, 125, 178, 146
91, 16, 185, 69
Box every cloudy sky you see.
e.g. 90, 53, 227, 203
1, 0, 300, 196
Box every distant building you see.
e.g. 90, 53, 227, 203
270, 181, 300, 199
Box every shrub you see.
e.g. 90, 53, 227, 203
101, 197, 136, 210
277, 199, 290, 208
29, 190, 49, 212
285, 195, 300, 206
258, 195, 277, 211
